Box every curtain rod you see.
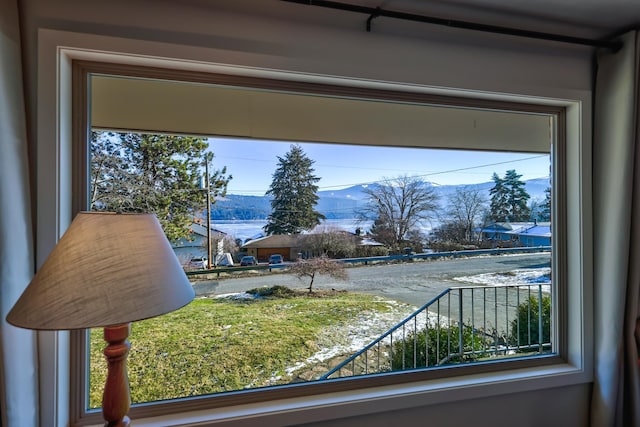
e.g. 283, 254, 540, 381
281, 0, 622, 51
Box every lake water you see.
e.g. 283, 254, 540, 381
211, 219, 434, 242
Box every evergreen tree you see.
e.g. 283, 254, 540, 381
540, 187, 552, 221
368, 215, 397, 248
489, 169, 531, 222
489, 173, 509, 222
264, 144, 325, 235
504, 169, 531, 221
90, 131, 231, 242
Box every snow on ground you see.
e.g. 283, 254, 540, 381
213, 292, 257, 300
453, 268, 551, 292
284, 300, 417, 376
217, 267, 552, 382
282, 268, 553, 378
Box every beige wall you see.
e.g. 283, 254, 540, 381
17, 1, 594, 425
303, 382, 591, 427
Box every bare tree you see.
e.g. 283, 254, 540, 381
301, 225, 357, 258
359, 175, 439, 251
444, 186, 488, 244
289, 256, 348, 293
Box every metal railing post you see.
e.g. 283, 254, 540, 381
458, 289, 464, 360
494, 287, 498, 353
319, 280, 552, 380
538, 285, 544, 352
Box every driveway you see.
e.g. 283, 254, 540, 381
192, 252, 551, 306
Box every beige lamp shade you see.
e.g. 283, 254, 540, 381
7, 212, 195, 330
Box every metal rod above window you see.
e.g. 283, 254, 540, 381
281, 0, 623, 51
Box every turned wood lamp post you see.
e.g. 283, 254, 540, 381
7, 212, 195, 426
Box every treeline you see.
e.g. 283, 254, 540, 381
90, 132, 550, 252
208, 195, 361, 220
208, 195, 271, 220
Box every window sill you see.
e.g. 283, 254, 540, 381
87, 362, 589, 427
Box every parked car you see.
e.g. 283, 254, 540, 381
240, 255, 258, 266
268, 254, 283, 264
188, 257, 208, 269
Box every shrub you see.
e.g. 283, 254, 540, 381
300, 228, 357, 259
354, 245, 389, 258
509, 294, 551, 350
428, 241, 467, 252
289, 256, 348, 293
391, 323, 488, 370
247, 285, 295, 298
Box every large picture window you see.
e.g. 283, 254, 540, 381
72, 61, 565, 424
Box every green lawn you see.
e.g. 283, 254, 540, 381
89, 289, 400, 408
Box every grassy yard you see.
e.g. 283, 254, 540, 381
89, 287, 407, 408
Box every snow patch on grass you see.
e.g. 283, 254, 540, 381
453, 268, 551, 292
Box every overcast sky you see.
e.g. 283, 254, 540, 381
207, 137, 551, 196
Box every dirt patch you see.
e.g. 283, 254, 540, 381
245, 285, 348, 299
202, 285, 416, 385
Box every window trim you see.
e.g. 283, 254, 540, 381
36, 29, 591, 427
74, 61, 569, 423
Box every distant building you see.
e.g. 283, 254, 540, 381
514, 223, 552, 247
477, 222, 551, 247
172, 222, 228, 265
241, 231, 384, 262
241, 234, 302, 262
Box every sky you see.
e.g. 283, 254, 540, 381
207, 137, 551, 196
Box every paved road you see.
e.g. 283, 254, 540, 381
192, 252, 551, 307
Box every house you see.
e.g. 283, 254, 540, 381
241, 234, 302, 262
242, 231, 385, 261
172, 222, 228, 265
516, 223, 552, 247
478, 222, 552, 247
3, 0, 638, 426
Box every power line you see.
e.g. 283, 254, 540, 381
315, 154, 549, 190
224, 154, 548, 193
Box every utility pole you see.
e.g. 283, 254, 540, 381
204, 153, 213, 269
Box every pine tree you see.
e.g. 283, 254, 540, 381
264, 145, 325, 235
540, 187, 552, 221
489, 170, 531, 222
90, 131, 231, 242
504, 169, 531, 221
489, 173, 510, 222
368, 215, 397, 248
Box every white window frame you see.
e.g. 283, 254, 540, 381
36, 29, 592, 427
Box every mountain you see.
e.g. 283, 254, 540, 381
316, 183, 382, 200
208, 178, 550, 220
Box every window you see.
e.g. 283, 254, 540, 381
66, 60, 576, 425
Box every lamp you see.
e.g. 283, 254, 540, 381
7, 212, 195, 426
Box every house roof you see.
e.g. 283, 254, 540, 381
359, 238, 384, 246
477, 222, 551, 238
241, 233, 385, 248
515, 225, 552, 238
189, 222, 227, 238
241, 234, 301, 249
494, 222, 539, 231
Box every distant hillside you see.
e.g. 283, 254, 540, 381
208, 178, 550, 220
209, 195, 271, 220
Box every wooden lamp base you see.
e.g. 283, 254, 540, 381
102, 323, 132, 427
